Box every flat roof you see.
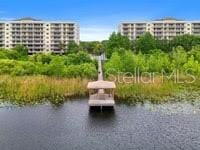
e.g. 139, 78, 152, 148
120, 18, 200, 24
87, 80, 116, 89
0, 17, 78, 24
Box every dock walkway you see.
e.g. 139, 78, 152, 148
87, 55, 116, 107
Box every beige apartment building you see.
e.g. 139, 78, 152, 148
119, 18, 200, 40
0, 17, 79, 54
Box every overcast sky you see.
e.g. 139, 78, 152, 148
0, 0, 200, 41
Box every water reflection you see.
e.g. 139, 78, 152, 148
87, 108, 116, 128
0, 100, 200, 150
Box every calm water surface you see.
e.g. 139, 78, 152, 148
0, 99, 200, 150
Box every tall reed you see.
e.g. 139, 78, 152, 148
0, 75, 89, 105
113, 76, 180, 104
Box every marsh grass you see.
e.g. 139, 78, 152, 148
0, 75, 199, 106
0, 75, 89, 105
111, 76, 184, 104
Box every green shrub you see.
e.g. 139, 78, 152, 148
183, 55, 200, 75
104, 47, 200, 76
0, 52, 96, 78
46, 57, 65, 76
104, 52, 123, 75
147, 49, 171, 72
64, 51, 93, 65
0, 49, 21, 60
64, 63, 97, 78
29, 53, 52, 64
171, 46, 188, 70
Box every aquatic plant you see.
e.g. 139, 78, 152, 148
0, 75, 89, 105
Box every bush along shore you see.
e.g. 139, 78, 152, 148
0, 75, 90, 106
1, 75, 200, 106
1, 32, 200, 105
114, 79, 200, 105
0, 47, 97, 106
104, 49, 200, 104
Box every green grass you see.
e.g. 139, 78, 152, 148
112, 76, 199, 104
0, 75, 200, 106
0, 75, 89, 106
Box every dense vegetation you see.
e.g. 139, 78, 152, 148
0, 75, 88, 105
0, 45, 97, 105
104, 46, 200, 76
101, 32, 200, 103
104, 32, 200, 56
103, 32, 200, 76
0, 46, 97, 78
1, 32, 200, 105
67, 32, 200, 59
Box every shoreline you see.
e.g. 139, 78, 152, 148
0, 75, 200, 106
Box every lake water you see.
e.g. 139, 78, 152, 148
0, 99, 200, 150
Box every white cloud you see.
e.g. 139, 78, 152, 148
80, 26, 116, 41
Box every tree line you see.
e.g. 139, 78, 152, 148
67, 32, 200, 57
0, 46, 97, 78
101, 32, 200, 76
1, 32, 200, 77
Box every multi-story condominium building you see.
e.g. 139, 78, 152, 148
119, 17, 200, 40
0, 17, 79, 54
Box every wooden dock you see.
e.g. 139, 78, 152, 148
88, 94, 115, 107
87, 56, 116, 108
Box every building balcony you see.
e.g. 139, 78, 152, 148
68, 36, 75, 39
12, 28, 21, 30
122, 27, 130, 31
153, 24, 163, 28
30, 25, 43, 28
68, 24, 74, 26
135, 23, 146, 26
67, 27, 75, 30
12, 41, 21, 44
193, 32, 200, 35
122, 24, 130, 27
11, 24, 21, 26
135, 27, 146, 30
175, 28, 185, 31
51, 41, 61, 44
153, 27, 163, 30
135, 30, 145, 33
192, 23, 200, 25
66, 31, 74, 34
12, 36, 21, 39
193, 28, 200, 31
51, 27, 61, 30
